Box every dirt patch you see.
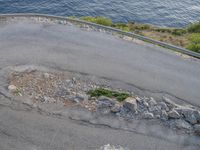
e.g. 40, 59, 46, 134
8, 70, 101, 111
8, 70, 200, 136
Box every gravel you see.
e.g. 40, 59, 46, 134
8, 70, 200, 136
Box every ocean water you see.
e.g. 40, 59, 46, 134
0, 0, 199, 27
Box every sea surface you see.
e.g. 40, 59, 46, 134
0, 0, 200, 27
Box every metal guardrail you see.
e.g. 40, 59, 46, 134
0, 13, 200, 59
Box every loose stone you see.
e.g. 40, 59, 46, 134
98, 96, 116, 108
142, 112, 154, 119
162, 97, 177, 109
194, 124, 200, 135
44, 96, 56, 103
143, 101, 149, 108
72, 77, 76, 84
168, 110, 181, 119
110, 104, 121, 113
158, 101, 169, 111
174, 119, 193, 130
160, 110, 168, 121
74, 93, 88, 102
43, 73, 50, 79
149, 97, 157, 106
8, 85, 17, 92
175, 107, 199, 124
123, 97, 137, 113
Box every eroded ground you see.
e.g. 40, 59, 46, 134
7, 67, 200, 136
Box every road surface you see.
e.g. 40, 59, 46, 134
0, 19, 200, 106
0, 17, 200, 150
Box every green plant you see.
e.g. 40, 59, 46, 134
154, 28, 172, 33
87, 88, 129, 102
68, 16, 76, 19
113, 23, 131, 32
187, 44, 200, 53
171, 29, 187, 36
187, 21, 200, 33
81, 16, 113, 26
13, 88, 22, 96
128, 23, 151, 30
187, 33, 200, 53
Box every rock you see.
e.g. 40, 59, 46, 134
73, 93, 88, 103
143, 101, 149, 108
55, 88, 70, 98
168, 110, 181, 119
98, 96, 116, 108
43, 96, 56, 103
123, 36, 133, 41
142, 112, 154, 119
175, 107, 199, 124
174, 119, 192, 130
155, 115, 161, 119
90, 97, 97, 101
135, 96, 141, 101
65, 79, 71, 83
196, 111, 200, 122
72, 77, 76, 84
158, 101, 169, 111
43, 73, 50, 79
185, 113, 198, 125
160, 110, 168, 121
123, 97, 137, 113
8, 85, 17, 92
194, 124, 200, 135
162, 97, 177, 109
148, 105, 162, 116
99, 144, 129, 150
135, 96, 142, 104
110, 104, 121, 113
149, 97, 157, 106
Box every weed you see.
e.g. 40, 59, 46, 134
188, 21, 200, 33
81, 16, 113, 26
88, 88, 129, 102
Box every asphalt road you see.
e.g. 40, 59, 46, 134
0, 103, 199, 150
0, 18, 200, 150
0, 19, 200, 106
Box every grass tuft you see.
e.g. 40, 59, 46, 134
87, 88, 129, 102
187, 21, 200, 33
81, 16, 113, 26
187, 33, 200, 53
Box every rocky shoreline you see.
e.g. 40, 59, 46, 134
7, 68, 200, 136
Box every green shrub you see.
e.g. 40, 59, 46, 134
171, 29, 187, 36
128, 23, 151, 30
154, 28, 172, 33
114, 23, 128, 28
188, 33, 200, 43
187, 33, 200, 53
68, 16, 76, 19
88, 88, 130, 102
81, 16, 113, 26
187, 44, 200, 53
112, 23, 131, 32
187, 21, 200, 33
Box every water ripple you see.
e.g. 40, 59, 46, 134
0, 0, 199, 27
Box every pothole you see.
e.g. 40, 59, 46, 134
7, 69, 200, 137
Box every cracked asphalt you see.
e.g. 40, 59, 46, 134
0, 18, 200, 150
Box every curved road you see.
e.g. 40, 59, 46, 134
0, 19, 200, 106
0, 18, 200, 150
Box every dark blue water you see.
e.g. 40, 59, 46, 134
0, 0, 200, 27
